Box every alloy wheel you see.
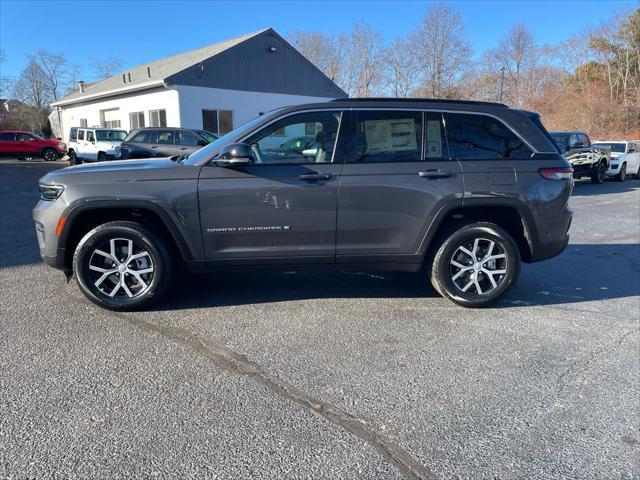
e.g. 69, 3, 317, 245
88, 237, 154, 298
44, 150, 57, 162
449, 237, 507, 295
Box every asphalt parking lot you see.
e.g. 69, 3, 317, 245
1, 158, 638, 480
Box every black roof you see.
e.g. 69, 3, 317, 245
332, 98, 508, 108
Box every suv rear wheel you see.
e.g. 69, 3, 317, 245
431, 222, 521, 307
615, 162, 626, 182
73, 221, 172, 310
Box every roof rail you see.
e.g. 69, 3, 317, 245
331, 97, 508, 107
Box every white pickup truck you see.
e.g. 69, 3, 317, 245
67, 127, 128, 165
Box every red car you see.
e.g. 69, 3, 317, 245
0, 131, 67, 161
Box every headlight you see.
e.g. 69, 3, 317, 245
39, 184, 64, 201
58, 143, 66, 149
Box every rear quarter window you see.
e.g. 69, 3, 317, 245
445, 113, 532, 160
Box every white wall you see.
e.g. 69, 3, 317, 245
57, 88, 180, 143
175, 85, 336, 133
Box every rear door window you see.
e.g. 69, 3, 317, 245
345, 110, 423, 163
0, 132, 15, 141
177, 130, 201, 146
156, 130, 175, 145
444, 113, 532, 160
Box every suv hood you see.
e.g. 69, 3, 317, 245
40, 158, 198, 185
96, 140, 121, 149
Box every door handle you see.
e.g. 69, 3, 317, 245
179, 147, 188, 150
298, 173, 333, 181
150, 145, 158, 149
418, 170, 452, 178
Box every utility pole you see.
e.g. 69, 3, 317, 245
498, 66, 505, 103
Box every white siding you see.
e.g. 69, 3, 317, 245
57, 88, 180, 143
175, 85, 336, 133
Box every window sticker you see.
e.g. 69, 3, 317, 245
426, 120, 442, 158
364, 119, 417, 152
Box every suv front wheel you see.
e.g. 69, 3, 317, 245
431, 222, 521, 307
73, 221, 172, 310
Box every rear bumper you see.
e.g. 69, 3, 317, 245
529, 235, 570, 262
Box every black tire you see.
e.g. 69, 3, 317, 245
42, 148, 58, 162
72, 221, 173, 311
615, 162, 627, 182
430, 222, 521, 308
97, 152, 107, 162
68, 150, 81, 165
591, 162, 606, 184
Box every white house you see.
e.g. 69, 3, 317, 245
50, 28, 346, 142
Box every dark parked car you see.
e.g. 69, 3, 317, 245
0, 131, 67, 161
120, 128, 214, 159
549, 131, 610, 184
34, 99, 573, 311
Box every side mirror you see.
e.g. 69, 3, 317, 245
217, 143, 252, 165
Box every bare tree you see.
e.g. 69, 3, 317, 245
289, 25, 383, 97
0, 49, 12, 97
488, 24, 537, 107
412, 3, 472, 98
350, 24, 384, 97
12, 59, 51, 129
31, 49, 69, 101
381, 37, 420, 97
90, 56, 124, 79
289, 31, 343, 83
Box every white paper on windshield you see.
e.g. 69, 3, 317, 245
364, 119, 417, 151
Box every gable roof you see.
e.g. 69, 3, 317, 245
52, 29, 268, 106
53, 28, 345, 106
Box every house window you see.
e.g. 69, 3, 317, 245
100, 108, 121, 128
129, 111, 145, 129
201, 109, 233, 134
149, 109, 167, 127
80, 118, 88, 127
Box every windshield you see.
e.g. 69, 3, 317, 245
593, 142, 626, 153
96, 130, 127, 141
196, 130, 219, 143
186, 112, 277, 165
550, 134, 569, 149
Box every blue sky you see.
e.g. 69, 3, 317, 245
0, 0, 635, 81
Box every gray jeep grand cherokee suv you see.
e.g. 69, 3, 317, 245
33, 99, 573, 310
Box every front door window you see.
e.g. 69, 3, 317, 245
245, 111, 341, 165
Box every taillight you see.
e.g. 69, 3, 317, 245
538, 167, 573, 180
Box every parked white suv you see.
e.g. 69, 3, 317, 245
68, 127, 128, 165
592, 140, 640, 181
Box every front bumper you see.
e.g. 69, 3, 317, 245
33, 199, 67, 270
605, 162, 621, 176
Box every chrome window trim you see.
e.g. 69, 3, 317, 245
199, 105, 555, 166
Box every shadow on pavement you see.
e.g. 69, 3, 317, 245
154, 242, 639, 311
571, 177, 640, 196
